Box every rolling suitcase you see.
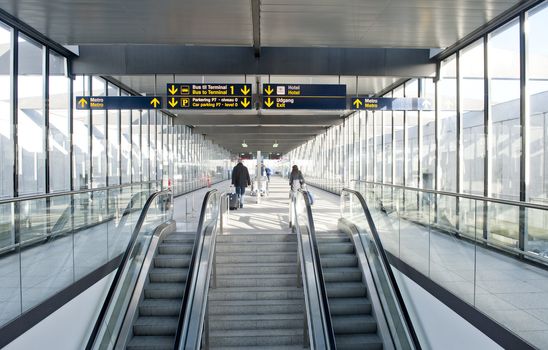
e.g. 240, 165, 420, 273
229, 193, 239, 210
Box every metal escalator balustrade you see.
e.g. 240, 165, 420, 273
338, 188, 422, 349
87, 189, 174, 349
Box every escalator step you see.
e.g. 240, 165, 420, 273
144, 282, 185, 299
323, 267, 362, 282
157, 243, 193, 255
154, 254, 191, 268
126, 335, 173, 350
149, 268, 188, 283
329, 298, 372, 315
320, 254, 358, 268
319, 242, 354, 254
333, 315, 378, 334
139, 299, 181, 316
133, 316, 178, 336
335, 334, 383, 350
326, 282, 367, 298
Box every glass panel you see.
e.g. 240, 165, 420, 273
0, 202, 18, 327
420, 79, 436, 190
18, 34, 45, 195
48, 52, 70, 192
439, 55, 457, 193
383, 110, 393, 184
107, 83, 120, 186
73, 75, 90, 190
405, 80, 419, 188
461, 40, 485, 196
91, 77, 106, 188
150, 111, 157, 181
0, 23, 13, 198
367, 112, 374, 182
375, 112, 383, 182
489, 19, 520, 201
121, 93, 131, 184
131, 110, 141, 183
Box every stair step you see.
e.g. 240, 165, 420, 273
319, 242, 354, 254
133, 316, 178, 336
216, 242, 297, 253
210, 329, 304, 347
320, 254, 358, 268
333, 315, 378, 334
326, 282, 366, 298
209, 286, 303, 301
216, 234, 297, 243
149, 267, 188, 283
139, 299, 181, 317
154, 254, 191, 268
126, 336, 173, 350
209, 299, 304, 315
217, 263, 297, 275
144, 282, 185, 299
317, 236, 351, 243
158, 243, 193, 255
323, 267, 363, 283
335, 334, 383, 350
216, 274, 298, 288
216, 252, 297, 264
210, 313, 303, 331
329, 298, 373, 316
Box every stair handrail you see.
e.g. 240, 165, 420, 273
174, 189, 220, 349
293, 189, 337, 349
86, 189, 173, 350
341, 188, 421, 349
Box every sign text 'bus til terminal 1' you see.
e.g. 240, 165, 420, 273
166, 83, 252, 110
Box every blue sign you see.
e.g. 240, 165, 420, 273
262, 84, 346, 110
76, 96, 162, 110
166, 83, 252, 109
350, 97, 433, 111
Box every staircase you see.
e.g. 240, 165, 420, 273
317, 231, 383, 350
208, 233, 305, 349
126, 231, 195, 350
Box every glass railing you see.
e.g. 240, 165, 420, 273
0, 181, 160, 328
340, 188, 421, 350
176, 189, 220, 349
87, 189, 174, 350
354, 181, 548, 349
292, 189, 337, 349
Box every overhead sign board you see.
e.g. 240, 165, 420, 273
351, 97, 433, 111
75, 96, 162, 110
166, 83, 252, 110
262, 84, 346, 110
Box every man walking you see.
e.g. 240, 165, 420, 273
231, 159, 251, 208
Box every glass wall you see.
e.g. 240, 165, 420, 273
0, 23, 12, 198
288, 1, 548, 270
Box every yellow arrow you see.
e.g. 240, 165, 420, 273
265, 97, 274, 108
168, 97, 178, 108
78, 97, 88, 108
241, 85, 250, 96
241, 98, 250, 108
264, 85, 274, 95
150, 98, 160, 108
168, 85, 178, 95
353, 98, 363, 109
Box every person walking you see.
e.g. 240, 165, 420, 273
231, 159, 251, 208
265, 166, 272, 182
289, 165, 305, 193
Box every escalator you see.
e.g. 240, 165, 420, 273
316, 231, 382, 349
87, 189, 221, 350
291, 188, 422, 350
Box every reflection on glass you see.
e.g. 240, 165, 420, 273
73, 75, 90, 190
438, 55, 457, 193
18, 34, 45, 195
107, 83, 120, 186
92, 77, 106, 188
0, 23, 13, 198
405, 80, 419, 188
420, 79, 436, 190
49, 52, 70, 192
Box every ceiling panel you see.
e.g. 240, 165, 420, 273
0, 0, 523, 48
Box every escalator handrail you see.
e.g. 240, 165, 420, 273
341, 188, 421, 349
174, 189, 219, 349
86, 189, 173, 350
295, 189, 337, 349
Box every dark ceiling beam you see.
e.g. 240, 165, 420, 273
193, 126, 326, 135
73, 46, 435, 77
174, 115, 341, 126
251, 0, 261, 57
